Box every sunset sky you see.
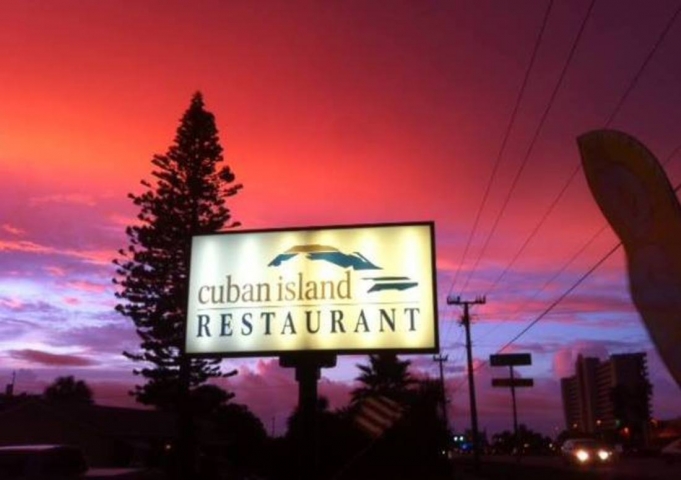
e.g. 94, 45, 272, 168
1, 0, 680, 436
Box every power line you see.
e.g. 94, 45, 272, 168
476, 224, 610, 343
498, 179, 681, 353
448, 174, 681, 396
488, 141, 681, 346
605, 3, 681, 126
482, 1, 681, 298
497, 243, 621, 354
447, 0, 555, 299
445, 0, 681, 405
459, 0, 598, 296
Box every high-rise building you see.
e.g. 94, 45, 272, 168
560, 353, 651, 436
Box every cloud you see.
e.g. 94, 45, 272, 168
0, 298, 24, 310
44, 266, 67, 277
8, 349, 98, 367
0, 239, 112, 266
1, 224, 25, 236
0, 316, 37, 338
550, 339, 638, 378
0, 297, 60, 315
552, 347, 575, 379
64, 280, 108, 294
0, 239, 53, 255
49, 323, 138, 356
106, 213, 138, 229
500, 340, 582, 358
28, 193, 97, 207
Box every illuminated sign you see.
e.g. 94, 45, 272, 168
185, 222, 438, 356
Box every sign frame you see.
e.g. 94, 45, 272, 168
184, 221, 439, 358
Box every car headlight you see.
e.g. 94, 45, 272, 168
575, 449, 590, 462
597, 449, 610, 461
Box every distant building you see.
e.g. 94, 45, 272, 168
560, 353, 651, 441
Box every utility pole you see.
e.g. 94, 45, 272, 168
510, 366, 519, 457
433, 354, 449, 431
447, 295, 486, 471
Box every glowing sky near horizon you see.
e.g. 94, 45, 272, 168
1, 0, 680, 435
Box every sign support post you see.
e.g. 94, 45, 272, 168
280, 353, 337, 480
490, 353, 533, 460
509, 365, 519, 444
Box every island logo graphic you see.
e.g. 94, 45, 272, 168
185, 223, 438, 355
268, 244, 418, 293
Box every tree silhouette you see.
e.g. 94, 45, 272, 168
114, 92, 242, 409
351, 353, 414, 404
490, 424, 552, 455
284, 397, 367, 480
344, 379, 451, 478
191, 384, 235, 416
43, 375, 93, 405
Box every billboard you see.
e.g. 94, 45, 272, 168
185, 222, 438, 356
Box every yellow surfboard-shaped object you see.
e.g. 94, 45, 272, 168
578, 129, 681, 389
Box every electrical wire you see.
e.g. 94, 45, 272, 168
476, 224, 610, 344
446, 0, 555, 299
497, 178, 681, 353
604, 3, 681, 126
482, 0, 681, 298
449, 175, 681, 397
458, 0, 598, 296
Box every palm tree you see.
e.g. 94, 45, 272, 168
351, 353, 414, 404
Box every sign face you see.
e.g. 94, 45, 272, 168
489, 353, 532, 367
491, 378, 534, 388
185, 222, 438, 357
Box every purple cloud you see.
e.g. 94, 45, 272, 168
8, 349, 98, 367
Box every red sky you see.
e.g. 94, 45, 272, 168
1, 0, 680, 436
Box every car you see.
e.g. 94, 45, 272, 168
560, 438, 615, 466
0, 444, 88, 478
660, 438, 681, 464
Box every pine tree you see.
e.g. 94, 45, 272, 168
114, 92, 242, 409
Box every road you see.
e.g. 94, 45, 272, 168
453, 455, 680, 480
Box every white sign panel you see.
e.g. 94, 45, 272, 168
185, 223, 438, 356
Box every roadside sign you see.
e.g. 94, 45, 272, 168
491, 378, 534, 388
489, 353, 531, 367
